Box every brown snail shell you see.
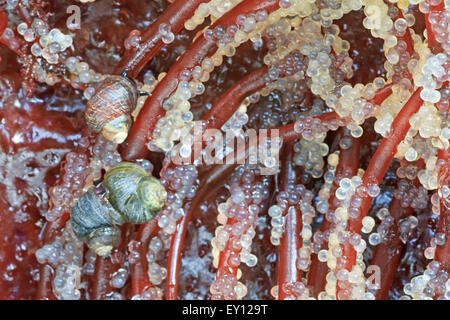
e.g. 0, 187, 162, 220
85, 75, 138, 144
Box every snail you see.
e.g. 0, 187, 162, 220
103, 162, 167, 224
70, 189, 123, 256
70, 162, 167, 256
85, 73, 139, 144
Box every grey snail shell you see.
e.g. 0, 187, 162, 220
70, 162, 167, 255
85, 75, 138, 144
70, 189, 124, 256
104, 162, 167, 224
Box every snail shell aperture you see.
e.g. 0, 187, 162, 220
85, 75, 138, 144
104, 162, 167, 224
70, 190, 123, 256
70, 162, 167, 255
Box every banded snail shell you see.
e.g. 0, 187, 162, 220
85, 75, 138, 144
104, 162, 167, 224
70, 189, 124, 256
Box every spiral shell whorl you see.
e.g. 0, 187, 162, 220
85, 75, 138, 143
70, 190, 122, 256
137, 176, 168, 213
104, 162, 167, 224
70, 162, 166, 255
